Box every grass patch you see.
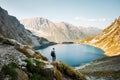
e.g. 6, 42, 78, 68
54, 69, 63, 80
16, 45, 48, 61
33, 51, 48, 61
31, 73, 48, 80
24, 58, 35, 72
1, 62, 18, 80
52, 61, 86, 80
24, 58, 53, 80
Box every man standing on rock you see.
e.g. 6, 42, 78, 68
51, 48, 56, 61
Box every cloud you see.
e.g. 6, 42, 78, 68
75, 17, 107, 22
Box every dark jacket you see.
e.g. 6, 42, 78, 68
51, 51, 56, 57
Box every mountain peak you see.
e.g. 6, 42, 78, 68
21, 17, 49, 23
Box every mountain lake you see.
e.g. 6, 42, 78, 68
38, 44, 105, 67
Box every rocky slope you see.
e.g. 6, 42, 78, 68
0, 7, 53, 47
76, 17, 120, 56
0, 34, 86, 80
20, 18, 101, 43
76, 55, 120, 80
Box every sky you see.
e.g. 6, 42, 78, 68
0, 0, 120, 29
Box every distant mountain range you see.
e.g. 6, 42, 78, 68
20, 18, 102, 43
76, 17, 120, 56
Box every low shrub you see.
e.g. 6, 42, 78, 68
52, 62, 86, 80
31, 73, 40, 80
31, 74, 49, 80
25, 58, 52, 80
1, 62, 18, 80
54, 69, 62, 80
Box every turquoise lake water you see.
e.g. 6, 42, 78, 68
38, 44, 105, 67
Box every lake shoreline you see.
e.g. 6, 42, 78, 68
38, 44, 105, 67
33, 42, 57, 50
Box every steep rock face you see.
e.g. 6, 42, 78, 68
20, 18, 101, 43
0, 7, 32, 45
0, 7, 52, 47
76, 17, 120, 56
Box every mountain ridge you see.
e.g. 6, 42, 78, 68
20, 17, 102, 43
76, 17, 120, 56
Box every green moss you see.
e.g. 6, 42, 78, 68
24, 58, 34, 72
31, 74, 40, 80
24, 58, 86, 80
1, 62, 18, 80
24, 58, 45, 73
31, 74, 49, 80
25, 58, 53, 80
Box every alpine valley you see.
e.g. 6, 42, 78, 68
0, 6, 120, 80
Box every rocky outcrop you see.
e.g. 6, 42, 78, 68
20, 17, 101, 43
0, 36, 48, 69
0, 40, 26, 70
76, 17, 120, 56
77, 56, 120, 80
0, 7, 53, 47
